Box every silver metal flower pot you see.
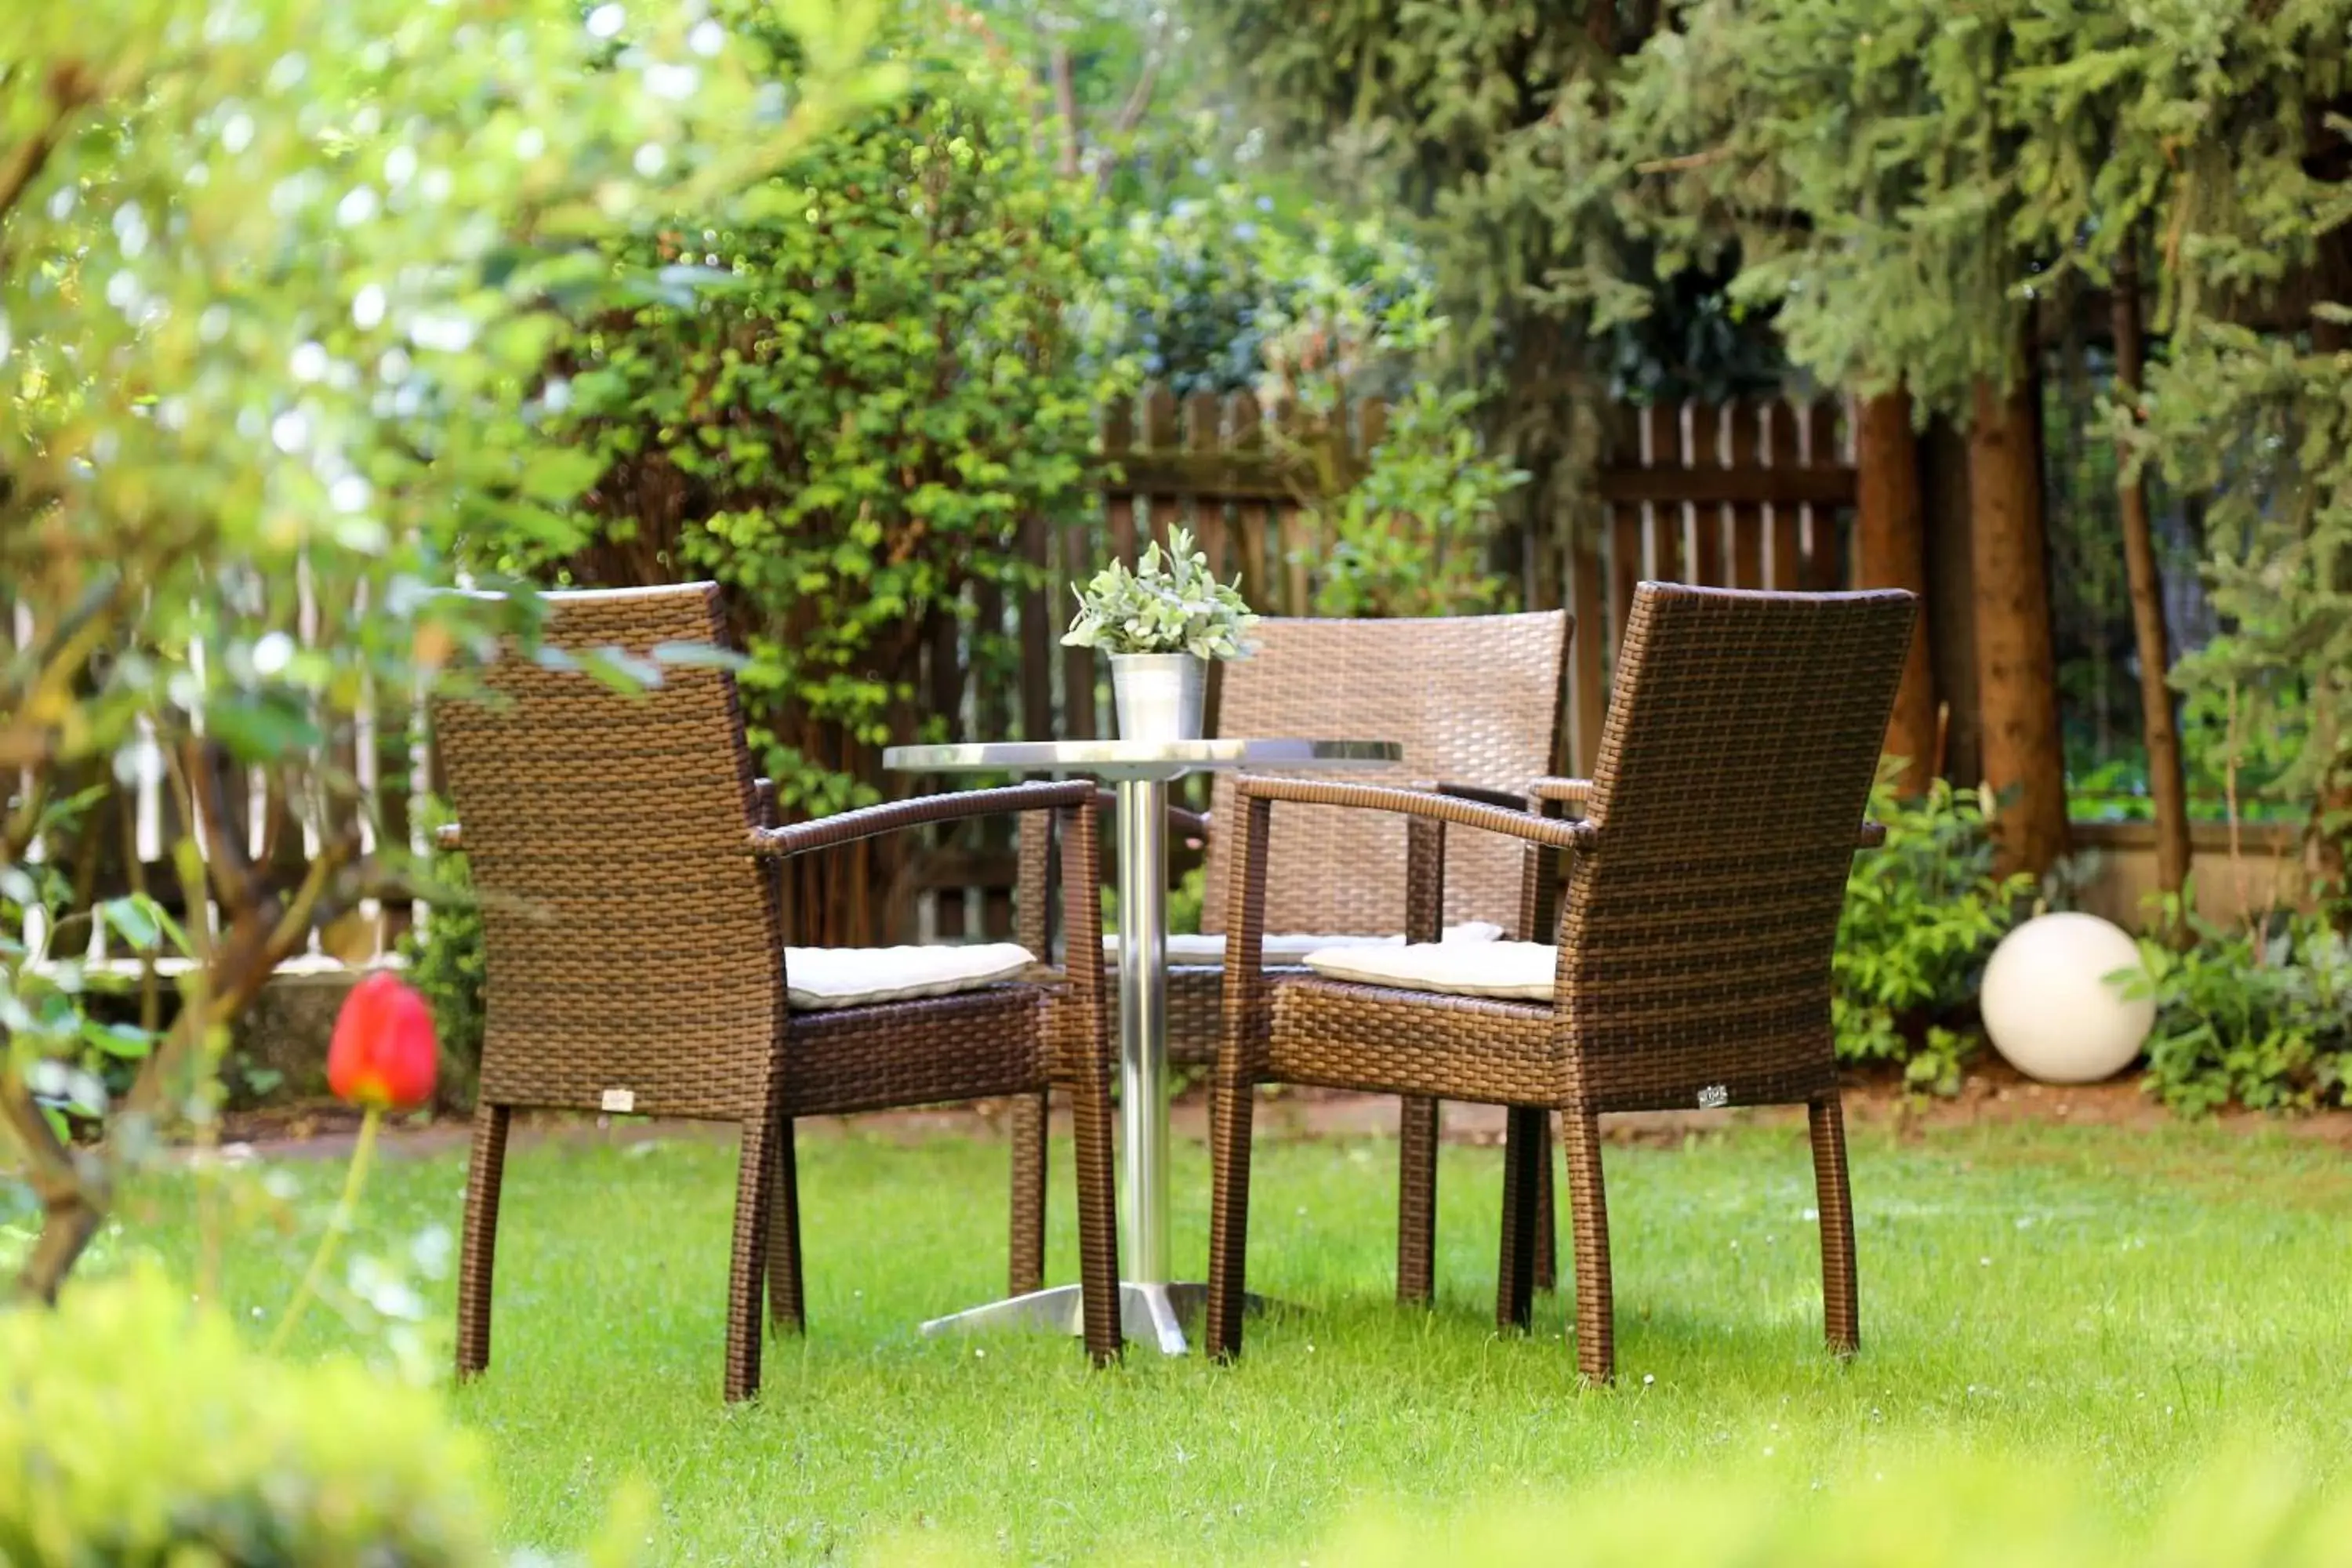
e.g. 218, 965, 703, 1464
1109, 652, 1207, 742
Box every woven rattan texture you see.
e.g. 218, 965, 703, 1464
436, 585, 778, 1122
442, 584, 1123, 1398
1557, 586, 1916, 1112
1205, 584, 1915, 1380
1199, 612, 1570, 938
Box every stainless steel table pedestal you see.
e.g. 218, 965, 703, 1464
884, 738, 1398, 1355
919, 1281, 1209, 1356
922, 776, 1207, 1353
1113, 775, 1183, 1345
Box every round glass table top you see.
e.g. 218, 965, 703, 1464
883, 738, 1400, 781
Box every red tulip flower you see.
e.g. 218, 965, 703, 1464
274, 971, 437, 1352
326, 971, 438, 1111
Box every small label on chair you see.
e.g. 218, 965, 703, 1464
1697, 1083, 1729, 1110
601, 1088, 636, 1113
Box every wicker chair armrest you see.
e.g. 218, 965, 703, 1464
434, 823, 463, 851
1430, 780, 1532, 814
1232, 775, 1592, 851
750, 780, 1095, 858
1530, 777, 1592, 814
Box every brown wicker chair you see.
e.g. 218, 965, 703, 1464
433, 584, 1121, 1402
1203, 583, 1917, 1381
1007, 612, 1573, 1305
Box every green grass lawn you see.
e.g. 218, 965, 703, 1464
119, 1115, 2352, 1563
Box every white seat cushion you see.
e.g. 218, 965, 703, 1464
1105, 922, 1504, 966
785, 944, 1036, 1011
1301, 940, 1555, 1001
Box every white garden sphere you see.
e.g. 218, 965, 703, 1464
1979, 912, 2155, 1085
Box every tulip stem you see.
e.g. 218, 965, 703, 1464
267, 1105, 380, 1355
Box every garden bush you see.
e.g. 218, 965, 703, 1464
1306, 382, 1525, 619
1090, 179, 1523, 617
2130, 898, 2352, 1116
1241, 229, 1522, 619
1089, 182, 1429, 397
1833, 775, 2034, 1094
0, 1268, 501, 1566
441, 2, 1128, 948
497, 7, 1124, 823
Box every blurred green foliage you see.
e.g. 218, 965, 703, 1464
1, 0, 898, 1289
1286, 1446, 2352, 1568
1835, 775, 2035, 1094
0, 1267, 502, 1565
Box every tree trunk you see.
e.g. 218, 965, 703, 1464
1855, 388, 1936, 792
2316, 760, 2352, 924
1967, 349, 2070, 878
1922, 416, 1981, 789
2110, 248, 2192, 913
1049, 45, 1081, 180
2310, 266, 2352, 924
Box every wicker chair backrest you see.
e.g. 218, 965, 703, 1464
1558, 583, 1916, 1103
434, 583, 780, 1121
1201, 611, 1570, 938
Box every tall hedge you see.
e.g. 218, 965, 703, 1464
509, 10, 1130, 941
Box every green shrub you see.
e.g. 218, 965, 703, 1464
1088, 181, 1430, 397
1310, 383, 1527, 619
491, 8, 1127, 826
0, 1268, 499, 1566
2128, 898, 2352, 1116
1834, 775, 2035, 1093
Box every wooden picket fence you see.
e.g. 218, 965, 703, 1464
916, 386, 1860, 938
1026, 384, 1857, 750
4, 583, 433, 977
4, 389, 1857, 966
1567, 397, 1857, 772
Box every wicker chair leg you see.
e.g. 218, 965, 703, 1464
1069, 1062, 1123, 1367
1008, 1091, 1049, 1298
455, 1102, 510, 1380
766, 1116, 804, 1336
1204, 1069, 1256, 1361
1560, 1108, 1614, 1384
1396, 1094, 1439, 1306
724, 1116, 777, 1403
1809, 1093, 1860, 1359
1534, 1112, 1558, 1293
1497, 1105, 1544, 1331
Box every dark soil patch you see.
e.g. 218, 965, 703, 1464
210, 1058, 2352, 1164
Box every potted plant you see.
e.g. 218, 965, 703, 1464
1062, 527, 1258, 740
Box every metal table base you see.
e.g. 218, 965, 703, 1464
885, 740, 1399, 1356
921, 1280, 1278, 1356
919, 775, 1213, 1352
922, 1281, 1200, 1356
